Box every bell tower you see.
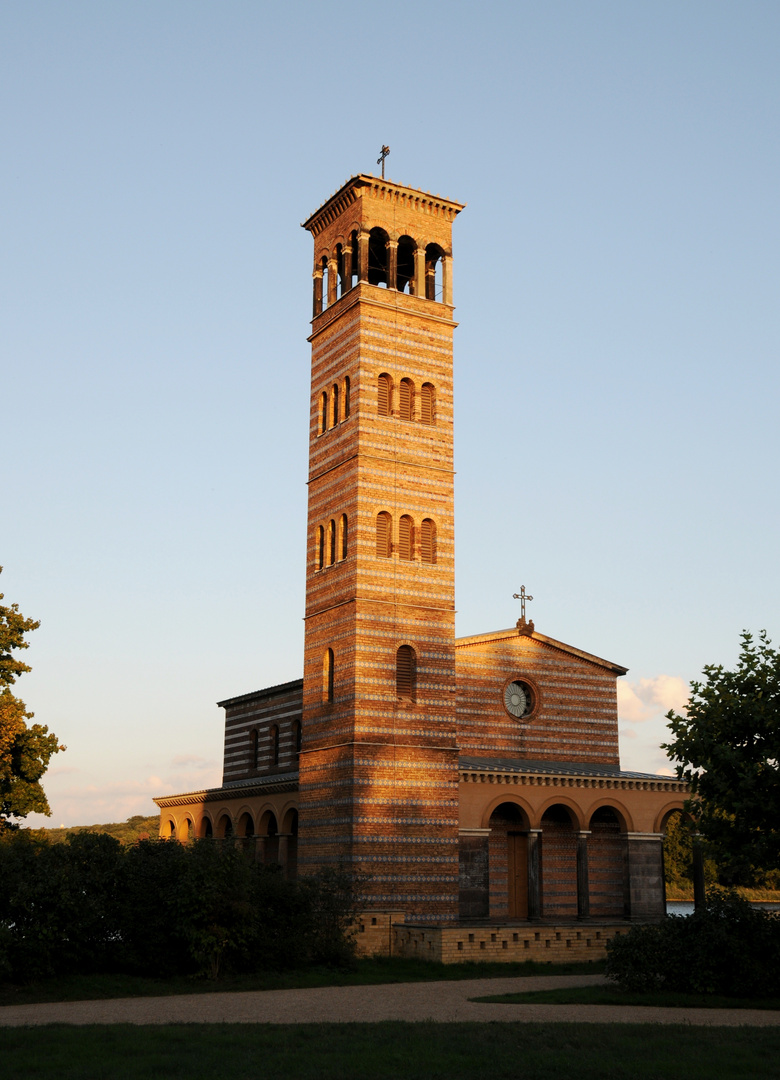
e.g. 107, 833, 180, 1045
299, 174, 465, 922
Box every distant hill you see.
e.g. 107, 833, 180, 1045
33, 814, 160, 845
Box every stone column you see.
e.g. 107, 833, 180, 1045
313, 269, 323, 316
387, 240, 398, 291
414, 245, 425, 297
357, 230, 370, 283
576, 830, 591, 920
625, 832, 666, 920
327, 257, 338, 306
527, 829, 542, 920
342, 244, 353, 290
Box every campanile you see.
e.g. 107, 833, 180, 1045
298, 175, 465, 921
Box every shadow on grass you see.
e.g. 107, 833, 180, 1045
2, 1022, 780, 1080
472, 985, 780, 1010
0, 956, 605, 1008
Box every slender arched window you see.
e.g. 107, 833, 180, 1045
421, 382, 435, 425
377, 373, 392, 417
399, 378, 414, 422
250, 729, 259, 770
332, 383, 340, 426
396, 645, 417, 701
323, 648, 334, 703
420, 518, 436, 564
344, 376, 350, 418
270, 724, 280, 767
399, 515, 414, 560
317, 525, 325, 571
340, 513, 348, 560
320, 391, 328, 434
328, 518, 336, 565
376, 512, 392, 558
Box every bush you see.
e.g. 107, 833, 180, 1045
606, 891, 780, 996
0, 832, 357, 983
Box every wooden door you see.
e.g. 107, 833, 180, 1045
508, 832, 529, 919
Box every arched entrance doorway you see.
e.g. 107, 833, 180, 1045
488, 802, 533, 919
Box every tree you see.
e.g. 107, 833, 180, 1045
663, 630, 780, 880
0, 567, 63, 829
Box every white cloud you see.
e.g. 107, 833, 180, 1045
617, 674, 690, 775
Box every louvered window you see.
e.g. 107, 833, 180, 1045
399, 515, 413, 560
421, 383, 435, 424
317, 525, 324, 570
329, 519, 336, 565
399, 378, 414, 421
332, 383, 340, 425
320, 391, 328, 434
377, 373, 392, 416
323, 648, 334, 703
376, 512, 392, 558
270, 725, 280, 767
344, 376, 350, 418
396, 645, 417, 701
340, 514, 348, 560
420, 518, 436, 564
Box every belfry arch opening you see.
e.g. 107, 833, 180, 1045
397, 235, 416, 293
425, 243, 444, 301
368, 228, 389, 287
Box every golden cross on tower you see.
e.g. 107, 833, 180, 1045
377, 144, 390, 179
513, 587, 535, 636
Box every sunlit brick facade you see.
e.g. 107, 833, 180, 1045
155, 173, 687, 939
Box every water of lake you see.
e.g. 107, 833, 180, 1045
666, 901, 780, 916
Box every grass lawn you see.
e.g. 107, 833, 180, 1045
472, 986, 780, 1010
0, 956, 604, 1008
2, 1022, 780, 1080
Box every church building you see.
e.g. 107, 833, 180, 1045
155, 172, 686, 955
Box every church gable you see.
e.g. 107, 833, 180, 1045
455, 628, 623, 766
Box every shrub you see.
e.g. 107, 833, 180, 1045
606, 891, 780, 997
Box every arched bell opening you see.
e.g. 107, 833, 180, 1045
588, 805, 628, 918
487, 802, 531, 919
540, 804, 578, 919
396, 235, 416, 293
424, 243, 444, 301
368, 227, 390, 287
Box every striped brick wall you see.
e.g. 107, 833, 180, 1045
219, 681, 302, 783
299, 177, 464, 921
455, 629, 622, 765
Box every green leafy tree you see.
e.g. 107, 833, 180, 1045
664, 630, 780, 880
0, 567, 64, 829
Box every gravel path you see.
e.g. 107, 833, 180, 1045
3, 975, 780, 1027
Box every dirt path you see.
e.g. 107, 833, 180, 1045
2, 975, 780, 1027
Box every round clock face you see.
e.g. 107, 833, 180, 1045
504, 680, 533, 718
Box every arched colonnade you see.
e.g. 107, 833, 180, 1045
159, 804, 299, 879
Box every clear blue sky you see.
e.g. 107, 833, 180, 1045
2, 1, 778, 826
